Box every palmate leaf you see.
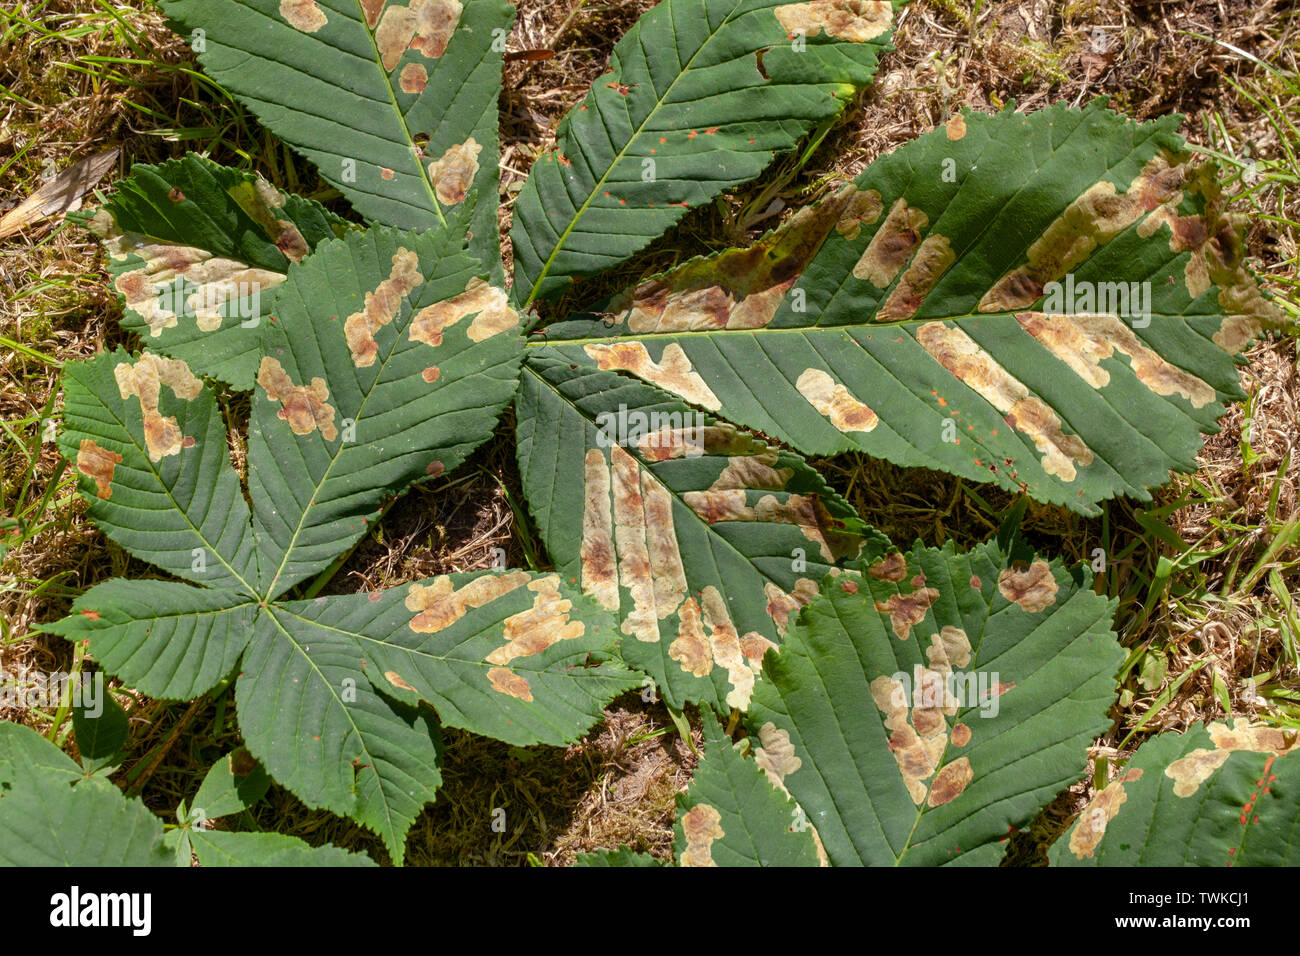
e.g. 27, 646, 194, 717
512, 0, 903, 305
157, 0, 512, 277
517, 350, 887, 710
248, 221, 522, 598
543, 100, 1287, 513
673, 708, 820, 866
48, 215, 634, 861
58, 350, 261, 594
0, 724, 172, 867
76, 154, 350, 389
744, 539, 1123, 865
1052, 720, 1300, 867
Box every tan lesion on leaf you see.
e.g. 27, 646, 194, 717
876, 234, 955, 322
634, 423, 758, 463
1015, 311, 1215, 408
926, 625, 971, 672
398, 62, 428, 93
105, 229, 285, 336
668, 587, 758, 708
384, 671, 416, 692
764, 579, 819, 635
114, 353, 204, 461
256, 357, 339, 442
795, 368, 878, 432
980, 155, 1188, 312
868, 552, 908, 582
708, 453, 795, 491
997, 558, 1058, 612
405, 571, 531, 633
345, 248, 422, 367
581, 449, 619, 611
679, 804, 723, 867
410, 278, 518, 348
375, 0, 462, 71
77, 440, 122, 499
752, 723, 830, 865
773, 0, 893, 43
873, 586, 940, 640
682, 490, 860, 562
945, 113, 966, 140
604, 445, 688, 643
487, 667, 532, 701
1068, 768, 1143, 858
917, 321, 1093, 481
1165, 718, 1300, 797
485, 574, 586, 665
228, 179, 309, 263
610, 184, 874, 333
853, 197, 928, 288
583, 342, 721, 410
279, 0, 327, 32
427, 138, 482, 206
927, 757, 973, 807
360, 0, 385, 28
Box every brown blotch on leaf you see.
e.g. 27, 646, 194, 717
381, 167, 395, 181
874, 587, 940, 640
406, 571, 530, 633
114, 353, 204, 461
679, 804, 724, 867
917, 321, 1093, 481
345, 248, 422, 367
399, 62, 428, 93
1068, 768, 1143, 858
425, 460, 444, 477
385, 671, 416, 692
970, 575, 981, 590
427, 138, 482, 206
853, 197, 928, 288
168, 188, 185, 203
997, 558, 1058, 612
951, 723, 971, 747
796, 368, 878, 432
609, 184, 873, 333
584, 342, 720, 410
876, 234, 955, 322
410, 277, 517, 347
669, 597, 712, 678
1164, 718, 1300, 797
279, 0, 327, 32
421, 366, 440, 383
486, 575, 585, 665
868, 552, 907, 583
1015, 311, 1215, 408
763, 578, 819, 635
375, 0, 462, 71
360, 0, 385, 28
841, 579, 859, 595
257, 357, 339, 442
487, 667, 532, 702
77, 440, 122, 499
773, 0, 893, 43
910, 573, 926, 589
580, 449, 619, 611
927, 756, 973, 807
945, 113, 966, 140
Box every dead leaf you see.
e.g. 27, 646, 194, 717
0, 148, 120, 239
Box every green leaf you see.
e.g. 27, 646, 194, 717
41, 580, 257, 701
0, 723, 171, 866
59, 350, 261, 595
275, 570, 638, 747
544, 101, 1287, 513
1051, 720, 1300, 866
511, 0, 902, 304
572, 847, 663, 867
186, 828, 377, 866
73, 690, 129, 775
189, 749, 272, 822
747, 539, 1124, 865
237, 609, 444, 866
157, 0, 512, 276
673, 708, 819, 866
248, 222, 522, 598
517, 351, 886, 709
76, 154, 350, 388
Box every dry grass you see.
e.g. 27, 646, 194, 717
1, 0, 1297, 865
